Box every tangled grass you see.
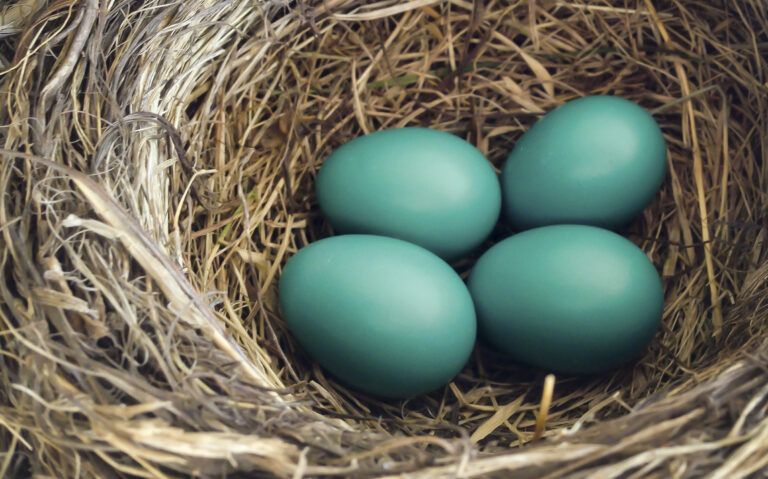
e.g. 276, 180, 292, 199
1, 0, 767, 477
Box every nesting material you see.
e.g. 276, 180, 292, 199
0, 1, 767, 477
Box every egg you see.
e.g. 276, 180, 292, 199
316, 127, 501, 260
468, 225, 663, 374
501, 96, 667, 230
279, 235, 477, 398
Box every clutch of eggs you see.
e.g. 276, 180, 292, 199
278, 96, 667, 398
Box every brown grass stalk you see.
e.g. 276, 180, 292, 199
0, 0, 767, 477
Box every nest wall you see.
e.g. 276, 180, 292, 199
0, 0, 767, 477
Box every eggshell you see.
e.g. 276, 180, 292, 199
279, 235, 477, 398
317, 127, 501, 260
501, 96, 667, 230
468, 225, 663, 374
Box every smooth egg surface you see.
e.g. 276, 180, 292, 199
279, 235, 477, 398
468, 225, 663, 374
317, 127, 501, 260
501, 96, 667, 231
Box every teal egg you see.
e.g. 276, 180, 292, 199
501, 96, 667, 230
468, 225, 663, 374
279, 235, 477, 398
317, 127, 501, 260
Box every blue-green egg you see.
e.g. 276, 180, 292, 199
279, 235, 477, 398
468, 225, 663, 374
501, 96, 667, 230
317, 127, 501, 260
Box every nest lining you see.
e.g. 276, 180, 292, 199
1, 0, 767, 477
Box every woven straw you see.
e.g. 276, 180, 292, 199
1, 1, 767, 477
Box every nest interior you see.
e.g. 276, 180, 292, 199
1, 0, 768, 477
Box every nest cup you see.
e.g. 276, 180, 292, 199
1, 1, 767, 477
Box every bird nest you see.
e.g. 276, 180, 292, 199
1, 1, 767, 477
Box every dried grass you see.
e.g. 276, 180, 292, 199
0, 0, 767, 477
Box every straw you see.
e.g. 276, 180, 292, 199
0, 0, 766, 477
